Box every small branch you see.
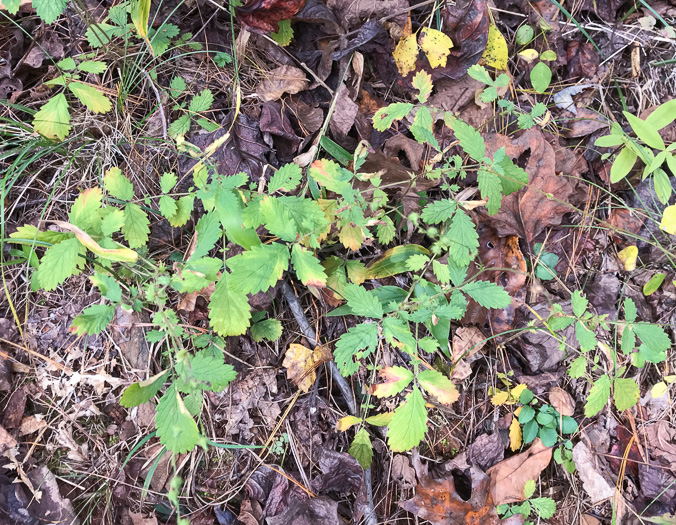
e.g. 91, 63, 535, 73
141, 69, 168, 140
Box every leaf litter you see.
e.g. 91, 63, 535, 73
1, 0, 676, 523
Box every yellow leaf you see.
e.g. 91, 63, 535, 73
491, 390, 509, 406
51, 220, 138, 263
336, 415, 362, 432
339, 224, 363, 251
651, 382, 668, 399
282, 343, 332, 393
510, 383, 528, 400
514, 406, 523, 417
482, 24, 509, 70
419, 27, 454, 69
131, 0, 151, 39
393, 34, 418, 77
618, 245, 638, 271
518, 49, 539, 63
509, 416, 522, 451
659, 204, 676, 235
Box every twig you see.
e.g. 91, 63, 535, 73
141, 69, 168, 140
279, 281, 377, 524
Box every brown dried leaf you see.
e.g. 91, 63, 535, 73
548, 386, 575, 416
236, 0, 306, 33
392, 454, 417, 489
257, 66, 309, 102
486, 438, 552, 505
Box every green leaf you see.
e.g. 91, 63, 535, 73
568, 355, 586, 379
610, 147, 637, 183
571, 290, 588, 317
523, 419, 538, 443
57, 57, 77, 71
406, 253, 429, 272
493, 147, 529, 195
90, 272, 122, 302
33, 0, 68, 23
334, 323, 378, 377
271, 18, 293, 46
37, 237, 84, 291
70, 187, 103, 230
349, 428, 373, 469
227, 243, 289, 294
412, 70, 433, 103
189, 89, 214, 113
308, 159, 353, 195
515, 25, 535, 45
523, 479, 536, 499
575, 321, 597, 352
530, 497, 556, 519
269, 163, 302, 193
467, 64, 493, 85
209, 272, 252, 336
388, 387, 428, 452
189, 212, 221, 261
645, 99, 676, 130
635, 323, 671, 363
584, 374, 610, 417
461, 281, 511, 308
382, 317, 416, 354
291, 244, 327, 287
251, 319, 283, 342
530, 61, 552, 92
120, 371, 169, 407
624, 111, 665, 150
159, 195, 178, 219
372, 102, 414, 131
169, 114, 191, 138
433, 261, 450, 284
613, 378, 639, 412
155, 385, 201, 454
624, 298, 637, 323
33, 93, 71, 140
410, 105, 439, 150
477, 168, 503, 215
643, 273, 665, 296
122, 203, 150, 248
371, 366, 413, 398
560, 416, 578, 434
594, 134, 625, 147
169, 76, 187, 96
418, 369, 459, 405
104, 167, 134, 201
366, 245, 430, 278
453, 118, 485, 161
421, 199, 457, 224
167, 195, 194, 227
101, 208, 125, 236
447, 209, 479, 267
160, 172, 178, 193
2, 0, 21, 14
69, 82, 112, 113
148, 24, 180, 55
342, 284, 383, 318
376, 215, 396, 245
70, 304, 115, 335
78, 60, 107, 74
176, 349, 236, 393
519, 405, 535, 424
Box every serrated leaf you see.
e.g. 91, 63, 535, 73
468, 64, 493, 85
169, 114, 191, 138
155, 385, 201, 454
337, 415, 362, 432
388, 387, 428, 452
70, 187, 103, 230
251, 319, 283, 342
101, 208, 125, 236
447, 209, 479, 267
2, 0, 21, 14
291, 244, 327, 287
410, 105, 439, 150
377, 215, 396, 245
365, 412, 393, 426
493, 147, 529, 195
167, 194, 194, 227
382, 317, 416, 354
482, 24, 508, 70
78, 60, 107, 74
36, 237, 84, 291
69, 82, 112, 113
269, 162, 302, 193
461, 280, 511, 308
393, 34, 418, 77
160, 172, 178, 193
478, 168, 503, 215
419, 27, 453, 69
370, 366, 414, 398
418, 369, 459, 405
169, 76, 187, 95
190, 212, 221, 261
120, 371, 169, 407
33, 0, 68, 24
568, 355, 586, 379
406, 253, 429, 272
635, 323, 671, 363
189, 89, 214, 113
531, 497, 556, 519
334, 322, 378, 377
10, 225, 70, 245
421, 199, 457, 224
372, 102, 414, 132
90, 272, 122, 302
271, 18, 293, 46
33, 93, 71, 140
349, 428, 373, 469
309, 158, 353, 194
452, 118, 485, 161
342, 283, 383, 318
103, 167, 134, 201
122, 203, 150, 248
148, 23, 180, 55
584, 374, 610, 417
159, 195, 178, 219
613, 378, 639, 412
575, 321, 597, 352
227, 243, 289, 294
412, 70, 432, 103
209, 272, 251, 336
176, 349, 236, 393
69, 304, 115, 335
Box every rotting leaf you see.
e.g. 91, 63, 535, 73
235, 0, 305, 33
282, 343, 332, 393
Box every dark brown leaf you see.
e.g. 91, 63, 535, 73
236, 0, 306, 33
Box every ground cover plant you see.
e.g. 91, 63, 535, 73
1, 0, 676, 523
